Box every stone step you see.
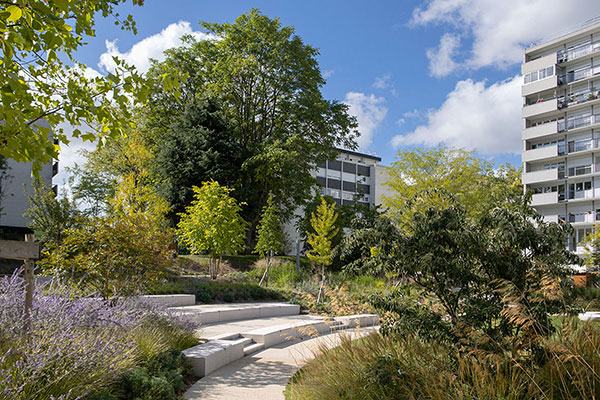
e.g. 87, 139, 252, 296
239, 337, 253, 346
173, 303, 300, 325
243, 342, 265, 356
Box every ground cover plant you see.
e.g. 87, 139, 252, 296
0, 271, 198, 400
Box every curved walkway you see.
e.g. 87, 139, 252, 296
184, 327, 377, 400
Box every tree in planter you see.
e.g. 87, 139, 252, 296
176, 181, 247, 279
306, 197, 339, 304
254, 193, 285, 287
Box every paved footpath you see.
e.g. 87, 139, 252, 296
184, 327, 377, 400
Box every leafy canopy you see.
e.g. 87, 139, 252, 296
144, 9, 358, 244
0, 0, 147, 173
254, 193, 285, 258
306, 197, 339, 267
383, 144, 522, 226
176, 180, 248, 260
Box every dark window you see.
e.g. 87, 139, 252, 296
316, 161, 326, 168
357, 183, 370, 194
342, 199, 355, 206
328, 160, 341, 171
357, 165, 370, 176
343, 181, 356, 191
334, 198, 342, 206
327, 179, 341, 189
343, 162, 356, 174
316, 176, 326, 187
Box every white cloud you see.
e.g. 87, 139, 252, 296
402, 109, 426, 120
426, 33, 460, 77
98, 21, 213, 73
373, 73, 392, 89
55, 125, 98, 187
344, 92, 388, 150
396, 118, 406, 126
391, 75, 522, 154
323, 69, 335, 78
411, 0, 600, 73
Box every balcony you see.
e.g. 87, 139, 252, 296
522, 98, 558, 119
567, 211, 599, 224
558, 65, 600, 86
522, 168, 560, 185
522, 121, 558, 140
558, 41, 600, 64
522, 144, 563, 163
522, 76, 557, 97
558, 114, 600, 132
531, 192, 559, 206
558, 89, 600, 110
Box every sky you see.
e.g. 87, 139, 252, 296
57, 0, 600, 185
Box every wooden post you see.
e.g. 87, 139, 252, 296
23, 234, 35, 335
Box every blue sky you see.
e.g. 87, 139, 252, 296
58, 0, 600, 183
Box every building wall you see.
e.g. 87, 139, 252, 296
522, 21, 600, 257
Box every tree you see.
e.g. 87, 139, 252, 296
383, 145, 522, 226
155, 101, 242, 224
0, 155, 10, 216
41, 212, 172, 300
306, 197, 339, 304
368, 192, 578, 348
176, 181, 248, 279
25, 177, 81, 248
254, 193, 285, 286
144, 9, 358, 247
582, 227, 600, 270
0, 0, 148, 174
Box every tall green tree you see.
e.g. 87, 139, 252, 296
176, 181, 248, 279
144, 9, 358, 247
155, 101, 242, 223
254, 193, 285, 286
0, 0, 148, 174
384, 145, 522, 226
306, 197, 339, 304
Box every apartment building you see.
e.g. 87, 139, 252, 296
282, 148, 390, 253
522, 19, 600, 254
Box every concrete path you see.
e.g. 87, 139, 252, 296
184, 327, 376, 400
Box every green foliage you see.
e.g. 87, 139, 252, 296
176, 180, 248, 279
25, 177, 81, 248
144, 9, 358, 246
0, 0, 148, 174
155, 101, 242, 224
41, 213, 173, 299
384, 144, 522, 227
368, 192, 578, 347
286, 322, 600, 400
582, 228, 600, 270
306, 197, 338, 268
254, 193, 285, 258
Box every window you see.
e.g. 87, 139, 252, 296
342, 192, 354, 201
524, 66, 554, 84
327, 179, 341, 189
343, 162, 356, 174
328, 160, 341, 171
357, 183, 370, 194
316, 176, 326, 187
357, 165, 370, 176
343, 181, 356, 192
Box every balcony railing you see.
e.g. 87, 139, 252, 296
558, 89, 600, 108
558, 66, 600, 85
558, 114, 600, 132
558, 41, 600, 63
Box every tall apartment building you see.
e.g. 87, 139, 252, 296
282, 148, 390, 253
522, 20, 600, 254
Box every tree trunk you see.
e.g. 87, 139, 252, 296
23, 234, 35, 336
316, 264, 325, 305
210, 255, 217, 280
259, 251, 272, 287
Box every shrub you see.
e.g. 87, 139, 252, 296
0, 272, 198, 400
41, 213, 174, 299
195, 288, 212, 303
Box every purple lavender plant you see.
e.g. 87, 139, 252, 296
0, 270, 198, 400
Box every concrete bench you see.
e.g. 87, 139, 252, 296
182, 338, 247, 377
242, 318, 340, 347
335, 314, 379, 328
177, 303, 300, 325
579, 312, 600, 321
139, 294, 196, 307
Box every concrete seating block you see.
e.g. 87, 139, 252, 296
243, 319, 333, 347
219, 307, 261, 322
579, 312, 600, 321
139, 294, 196, 307
335, 314, 380, 328
182, 338, 246, 377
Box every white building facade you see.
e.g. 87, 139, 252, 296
282, 148, 390, 254
522, 20, 600, 254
